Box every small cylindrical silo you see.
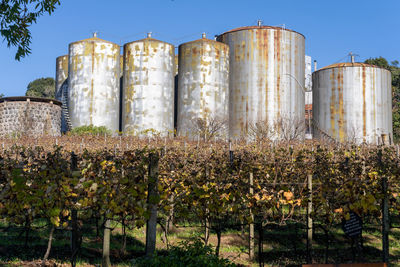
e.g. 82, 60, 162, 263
174, 54, 179, 76
177, 34, 229, 139
174, 53, 179, 130
120, 55, 124, 77
122, 33, 175, 136
55, 55, 68, 97
312, 62, 393, 144
68, 34, 120, 132
55, 55, 70, 132
119, 54, 124, 132
217, 24, 305, 140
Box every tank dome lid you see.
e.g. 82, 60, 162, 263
317, 62, 388, 72
69, 33, 119, 46
218, 25, 304, 38
180, 33, 228, 46
124, 32, 174, 47
56, 55, 68, 60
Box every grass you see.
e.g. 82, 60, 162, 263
1, 218, 400, 266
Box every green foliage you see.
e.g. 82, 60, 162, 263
365, 57, 400, 142
25, 77, 55, 98
1, 141, 400, 265
0, 93, 4, 98
0, 0, 60, 60
69, 125, 112, 136
365, 56, 390, 69
132, 240, 237, 267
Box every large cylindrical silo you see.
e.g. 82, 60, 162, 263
217, 25, 305, 140
312, 62, 393, 144
122, 34, 175, 136
68, 34, 120, 132
177, 34, 229, 139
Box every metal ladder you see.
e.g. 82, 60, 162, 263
56, 80, 72, 132
61, 83, 72, 131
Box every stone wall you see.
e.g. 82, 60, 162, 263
0, 98, 61, 137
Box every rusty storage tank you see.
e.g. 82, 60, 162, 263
55, 55, 68, 96
0, 97, 61, 137
119, 54, 124, 132
122, 33, 175, 136
174, 53, 179, 130
312, 61, 393, 144
177, 33, 229, 139
68, 33, 120, 133
175, 54, 179, 76
217, 23, 305, 140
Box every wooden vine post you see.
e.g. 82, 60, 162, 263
382, 176, 389, 264
306, 173, 313, 264
102, 219, 111, 267
70, 152, 79, 267
378, 147, 390, 264
249, 171, 255, 260
145, 152, 159, 257
167, 163, 175, 234
204, 164, 210, 245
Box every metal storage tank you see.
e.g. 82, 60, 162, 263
119, 54, 124, 132
174, 54, 179, 76
122, 33, 175, 136
217, 23, 305, 140
55, 55, 68, 96
177, 34, 229, 139
120, 55, 124, 77
312, 61, 393, 144
68, 33, 120, 133
55, 55, 70, 132
174, 54, 179, 131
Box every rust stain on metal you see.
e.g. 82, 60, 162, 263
372, 70, 376, 129
337, 68, 345, 142
275, 30, 281, 121
329, 70, 337, 138
263, 30, 269, 124
362, 66, 366, 141
90, 42, 94, 124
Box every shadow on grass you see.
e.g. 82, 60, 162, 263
246, 222, 394, 266
2, 220, 400, 266
0, 223, 146, 265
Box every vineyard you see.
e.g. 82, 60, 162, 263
1, 136, 400, 266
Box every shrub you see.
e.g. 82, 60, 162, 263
132, 240, 237, 267
69, 125, 112, 136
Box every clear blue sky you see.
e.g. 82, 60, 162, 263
1, 0, 399, 97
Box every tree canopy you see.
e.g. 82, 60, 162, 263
0, 0, 60, 60
25, 77, 55, 98
365, 57, 400, 142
